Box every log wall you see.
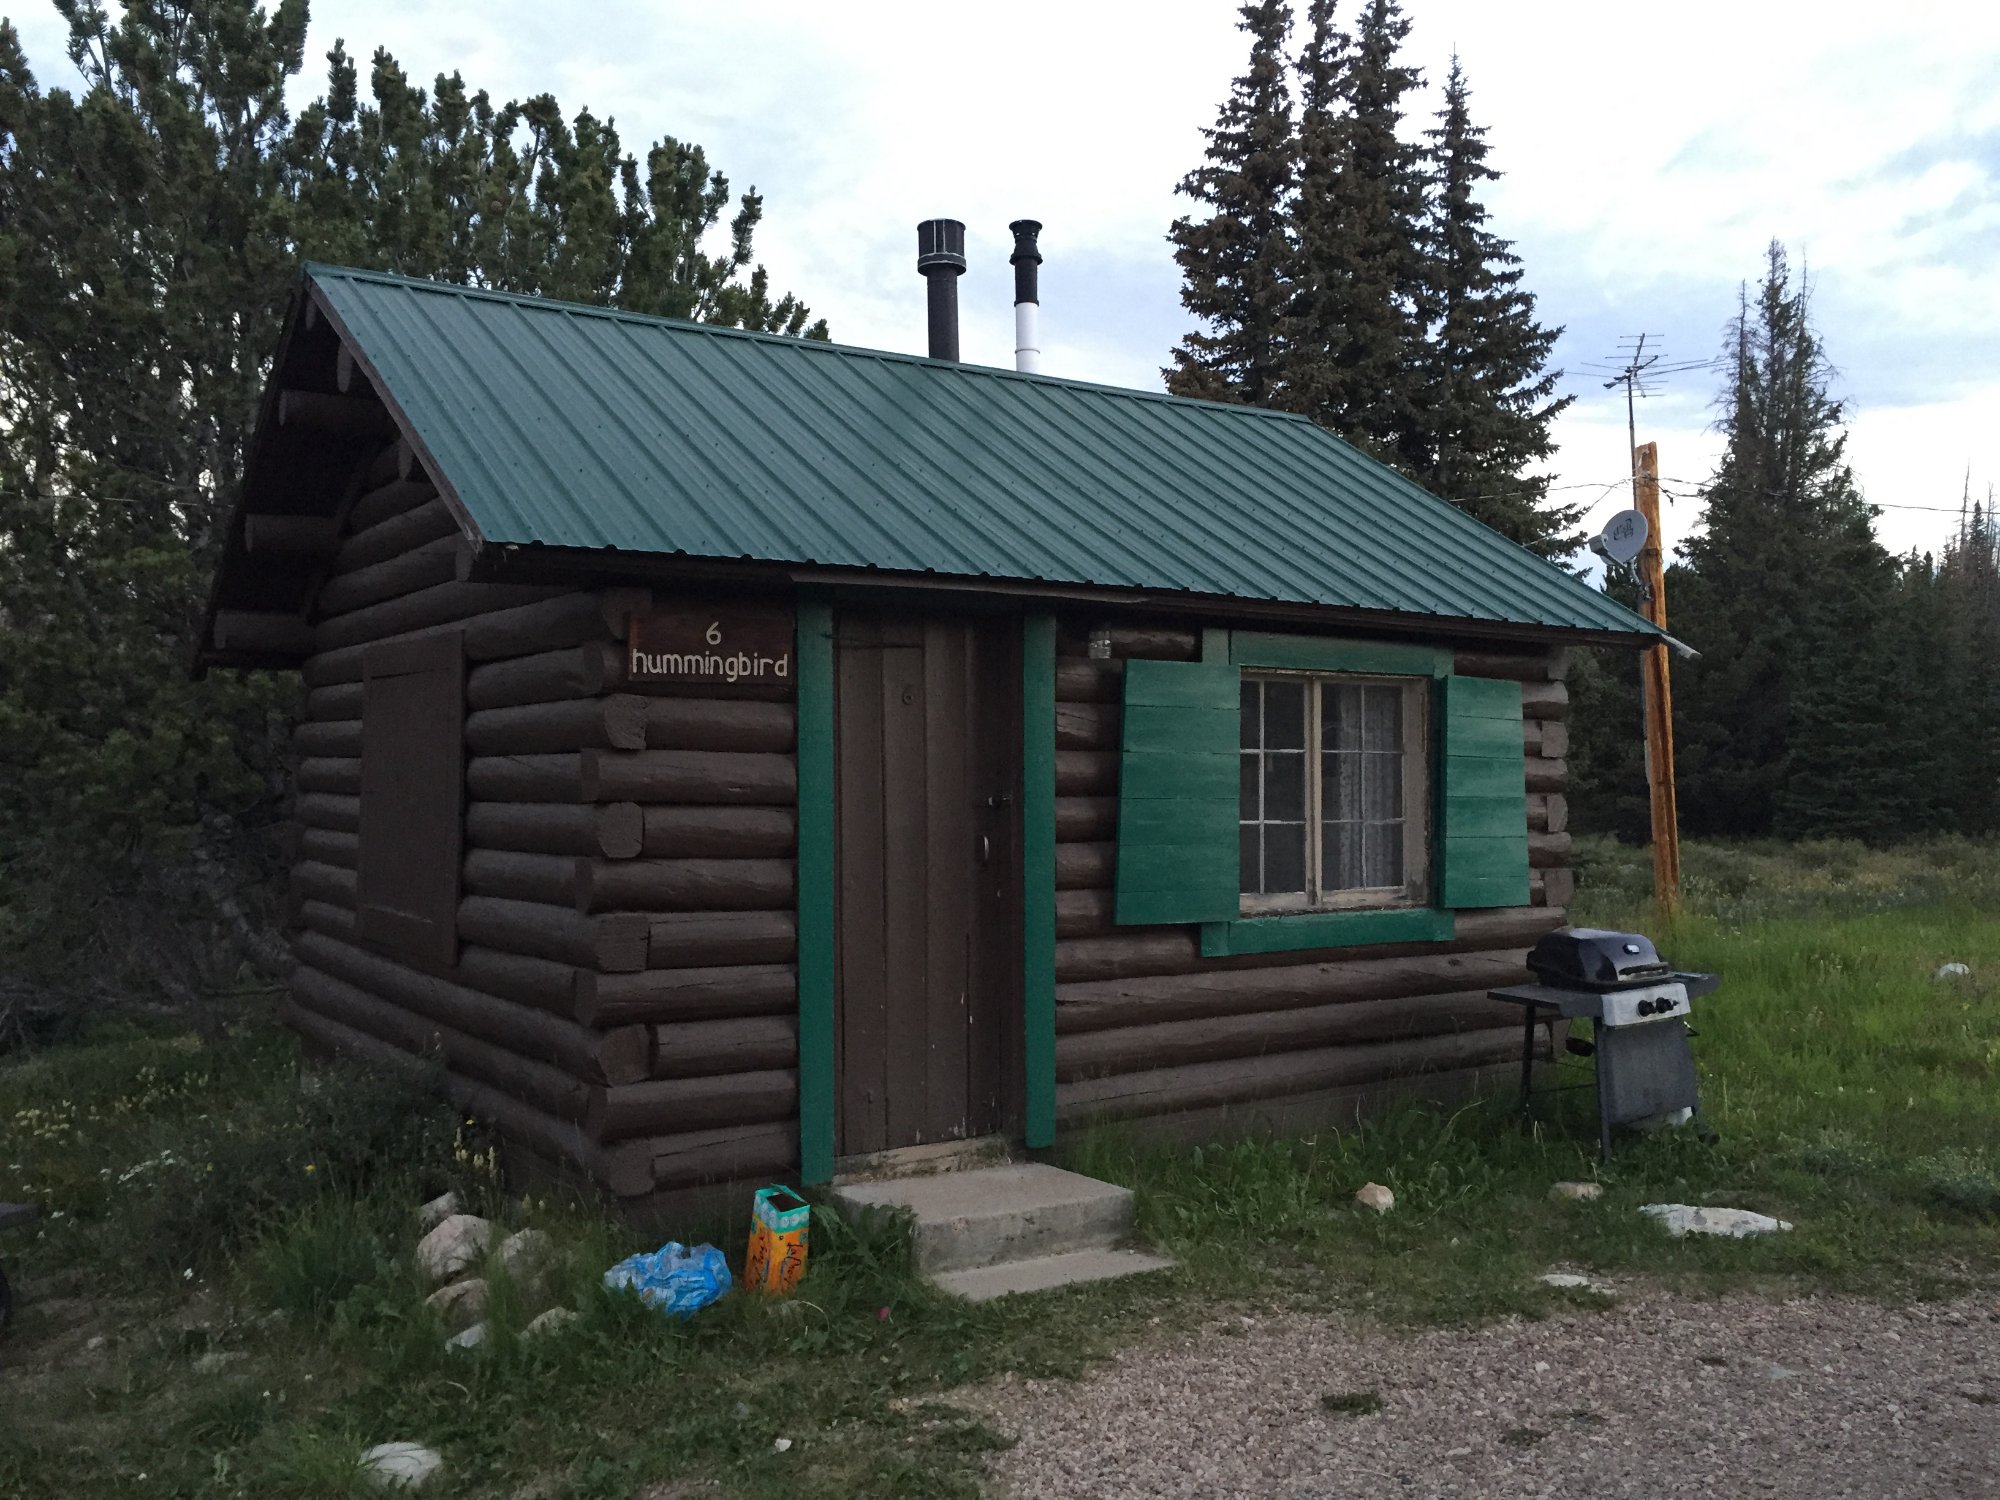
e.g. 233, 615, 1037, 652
1045, 620, 1572, 1134
283, 436, 798, 1200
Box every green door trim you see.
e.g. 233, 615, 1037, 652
1022, 612, 1057, 1148
795, 599, 837, 1185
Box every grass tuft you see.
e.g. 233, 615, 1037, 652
1320, 1390, 1384, 1417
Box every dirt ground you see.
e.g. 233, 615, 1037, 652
960, 1290, 2000, 1499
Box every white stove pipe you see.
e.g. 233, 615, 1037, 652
1008, 219, 1042, 374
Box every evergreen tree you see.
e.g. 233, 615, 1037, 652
1277, 0, 1425, 458
1164, 0, 1294, 405
1408, 58, 1579, 556
1672, 242, 1885, 837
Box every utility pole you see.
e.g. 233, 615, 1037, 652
1632, 441, 1681, 914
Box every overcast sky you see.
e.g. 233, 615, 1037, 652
14, 0, 1995, 561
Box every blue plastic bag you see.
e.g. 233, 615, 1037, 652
603, 1241, 732, 1318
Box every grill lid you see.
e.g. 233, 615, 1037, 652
1528, 928, 1674, 991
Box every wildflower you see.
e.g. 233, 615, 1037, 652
183, 1268, 194, 1281
304, 1163, 317, 1175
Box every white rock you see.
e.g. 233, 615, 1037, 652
1935, 963, 1971, 980
1639, 1203, 1793, 1238
415, 1192, 462, 1232
773, 1437, 793, 1453
1354, 1182, 1395, 1214
1549, 1181, 1603, 1202
524, 1307, 577, 1339
424, 1277, 487, 1332
496, 1228, 558, 1288
445, 1321, 488, 1352
1537, 1273, 1595, 1290
416, 1214, 494, 1283
358, 1442, 444, 1491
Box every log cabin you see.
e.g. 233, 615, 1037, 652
197, 253, 1660, 1218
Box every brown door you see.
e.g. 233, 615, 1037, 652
833, 611, 1021, 1156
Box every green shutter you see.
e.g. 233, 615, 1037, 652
1114, 658, 1240, 925
1439, 674, 1529, 909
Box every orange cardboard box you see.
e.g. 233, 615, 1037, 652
743, 1185, 810, 1294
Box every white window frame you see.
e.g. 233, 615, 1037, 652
1239, 671, 1431, 916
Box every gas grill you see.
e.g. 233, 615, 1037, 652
1489, 928, 1720, 1158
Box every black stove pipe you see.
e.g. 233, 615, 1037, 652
916, 218, 967, 362
1009, 219, 1042, 373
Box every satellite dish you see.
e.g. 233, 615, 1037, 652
1588, 509, 1649, 565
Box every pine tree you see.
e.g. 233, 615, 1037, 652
1672, 242, 1886, 837
1164, 0, 1294, 405
1408, 58, 1578, 556
1278, 0, 1425, 457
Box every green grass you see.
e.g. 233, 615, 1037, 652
3, 836, 1999, 1497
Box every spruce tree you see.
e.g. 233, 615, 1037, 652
1409, 58, 1578, 556
1165, 0, 1294, 405
1278, 0, 1425, 457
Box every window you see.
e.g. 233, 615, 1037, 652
1238, 674, 1428, 912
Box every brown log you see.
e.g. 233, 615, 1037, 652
295, 793, 360, 833
1056, 988, 1524, 1082
575, 858, 794, 914
641, 806, 797, 858
280, 390, 395, 441
464, 850, 575, 906
1453, 650, 1567, 683
651, 1016, 797, 1079
1056, 843, 1115, 891
465, 802, 644, 859
1525, 756, 1566, 793
295, 931, 649, 1086
1056, 888, 1114, 938
1522, 681, 1569, 721
297, 756, 360, 795
464, 696, 649, 755
650, 911, 797, 969
335, 497, 460, 574
279, 995, 652, 1196
1055, 948, 1536, 1034
294, 719, 360, 758
1055, 702, 1119, 751
1055, 1026, 1521, 1126
1058, 625, 1198, 661
1056, 750, 1118, 796
644, 699, 796, 752
244, 514, 342, 556
457, 895, 649, 971
292, 859, 356, 907
363, 436, 417, 489
300, 827, 357, 869
1523, 720, 1571, 759
581, 750, 797, 805
1534, 867, 1576, 908
304, 682, 364, 720
1056, 796, 1117, 843
1529, 831, 1572, 869
346, 477, 435, 532
313, 580, 571, 653
466, 754, 585, 804
465, 641, 621, 711
297, 899, 356, 940
1527, 793, 1568, 836
586, 1069, 797, 1142
650, 1123, 796, 1191
213, 610, 313, 656
316, 534, 458, 617
303, 591, 648, 686
1054, 658, 1124, 704
449, 944, 581, 1014
577, 963, 796, 1026
293, 964, 586, 1120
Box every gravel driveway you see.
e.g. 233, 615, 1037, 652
961, 1292, 2000, 1498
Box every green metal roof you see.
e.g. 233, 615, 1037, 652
309, 264, 1656, 640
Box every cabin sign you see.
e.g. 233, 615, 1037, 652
627, 607, 793, 684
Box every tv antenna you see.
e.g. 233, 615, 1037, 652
1583, 333, 1715, 486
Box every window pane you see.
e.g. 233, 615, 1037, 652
1265, 751, 1306, 822
1239, 824, 1260, 895
1322, 821, 1363, 890
1323, 750, 1362, 820
1265, 821, 1307, 894
1240, 681, 1261, 749
1363, 685, 1401, 752
1240, 752, 1259, 820
1324, 685, 1362, 751
1363, 751, 1403, 819
1363, 822, 1404, 887
1264, 681, 1306, 749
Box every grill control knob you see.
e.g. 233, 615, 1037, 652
1636, 999, 1657, 1016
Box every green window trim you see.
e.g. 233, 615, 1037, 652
1201, 907, 1454, 958
794, 601, 837, 1186
1021, 613, 1057, 1149
1228, 632, 1450, 679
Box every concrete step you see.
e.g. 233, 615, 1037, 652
932, 1246, 1177, 1303
831, 1162, 1138, 1274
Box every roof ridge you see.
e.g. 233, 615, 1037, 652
299, 261, 1321, 426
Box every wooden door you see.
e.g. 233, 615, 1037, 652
833, 612, 1021, 1156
